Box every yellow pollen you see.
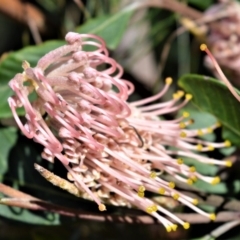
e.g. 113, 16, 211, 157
187, 179, 193, 185
177, 90, 185, 97
211, 176, 220, 185
150, 171, 157, 178
166, 226, 172, 232
146, 206, 153, 214
180, 132, 187, 138
197, 130, 203, 136
173, 93, 179, 99
151, 205, 158, 212
208, 145, 215, 151
192, 199, 198, 205
224, 140, 231, 147
189, 119, 194, 124
191, 175, 197, 182
159, 187, 166, 194
207, 127, 213, 133
185, 93, 192, 100
183, 111, 190, 118
196, 144, 203, 151
98, 204, 106, 211
165, 77, 173, 85
173, 193, 180, 200
172, 224, 178, 231
200, 43, 207, 51
225, 160, 232, 167
189, 166, 196, 173
179, 122, 186, 129
209, 213, 216, 221
177, 158, 183, 164
183, 222, 190, 229
169, 182, 175, 189
138, 191, 144, 198
22, 60, 30, 70
138, 185, 145, 192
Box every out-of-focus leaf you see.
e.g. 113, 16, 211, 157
0, 204, 60, 225
0, 127, 17, 179
182, 157, 217, 175
179, 104, 217, 141
194, 180, 227, 194
76, 5, 134, 50
178, 74, 240, 146
0, 40, 64, 118
187, 0, 214, 10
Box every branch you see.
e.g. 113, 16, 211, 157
139, 0, 203, 20
1, 183, 240, 225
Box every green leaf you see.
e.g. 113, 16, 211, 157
178, 74, 240, 146
76, 5, 134, 50
0, 204, 60, 225
0, 127, 18, 179
187, 0, 214, 10
179, 104, 217, 141
0, 40, 64, 118
194, 180, 227, 194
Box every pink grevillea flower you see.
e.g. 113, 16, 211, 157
8, 32, 232, 232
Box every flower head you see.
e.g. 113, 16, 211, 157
9, 32, 231, 231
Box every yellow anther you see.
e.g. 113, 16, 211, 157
225, 160, 232, 167
182, 111, 190, 118
177, 158, 183, 165
192, 199, 198, 205
209, 213, 216, 221
166, 226, 172, 232
165, 77, 173, 85
98, 204, 106, 211
138, 191, 144, 198
169, 182, 175, 189
211, 176, 220, 185
138, 185, 145, 192
173, 193, 180, 200
173, 93, 179, 99
208, 145, 215, 151
216, 122, 221, 127
200, 43, 207, 51
151, 205, 158, 212
22, 60, 30, 70
224, 140, 231, 147
187, 179, 193, 185
197, 130, 203, 136
185, 93, 192, 100
177, 90, 185, 98
172, 224, 178, 231
196, 144, 203, 151
180, 132, 187, 138
190, 175, 198, 182
150, 171, 157, 178
189, 119, 194, 124
179, 122, 186, 129
189, 166, 196, 173
207, 127, 213, 133
146, 206, 153, 213
183, 222, 190, 229
159, 187, 166, 194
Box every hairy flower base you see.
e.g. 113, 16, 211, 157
8, 32, 232, 232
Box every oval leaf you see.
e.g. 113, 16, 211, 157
178, 74, 240, 145
76, 6, 133, 50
